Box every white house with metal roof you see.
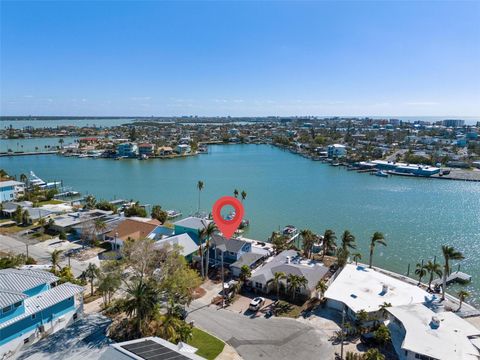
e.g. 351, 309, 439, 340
0, 269, 84, 358
324, 264, 430, 320
387, 303, 480, 360
0, 181, 24, 203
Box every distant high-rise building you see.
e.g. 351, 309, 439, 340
442, 119, 465, 128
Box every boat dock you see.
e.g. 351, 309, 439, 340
432, 271, 472, 286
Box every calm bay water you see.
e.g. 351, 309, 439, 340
2, 144, 480, 305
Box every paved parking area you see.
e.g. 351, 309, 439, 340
228, 294, 274, 315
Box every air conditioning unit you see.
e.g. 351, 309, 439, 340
57, 316, 65, 323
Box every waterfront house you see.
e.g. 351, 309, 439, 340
230, 252, 265, 278
51, 209, 113, 234
137, 143, 155, 157
0, 269, 84, 358
116, 142, 138, 158
157, 146, 173, 156
324, 264, 429, 321
387, 303, 480, 360
327, 144, 347, 158
249, 250, 329, 298
0, 201, 53, 221
175, 144, 191, 154
0, 181, 24, 203
209, 234, 252, 265
100, 336, 205, 360
105, 218, 161, 249
173, 217, 212, 244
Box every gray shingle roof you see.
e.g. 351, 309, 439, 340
154, 233, 198, 257
211, 234, 247, 253
250, 250, 329, 290
0, 283, 84, 330
230, 253, 264, 269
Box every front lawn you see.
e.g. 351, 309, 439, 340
187, 328, 225, 360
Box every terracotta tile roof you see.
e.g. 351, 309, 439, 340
106, 218, 159, 241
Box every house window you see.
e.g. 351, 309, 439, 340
31, 313, 36, 320
14, 301, 22, 308
73, 313, 78, 320
255, 282, 262, 289
2, 305, 12, 313
24, 338, 30, 344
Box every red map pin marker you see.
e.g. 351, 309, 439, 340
212, 196, 245, 239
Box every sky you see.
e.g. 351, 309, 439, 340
1, 0, 479, 117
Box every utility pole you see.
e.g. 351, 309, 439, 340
25, 240, 29, 259
221, 249, 225, 308
340, 305, 345, 360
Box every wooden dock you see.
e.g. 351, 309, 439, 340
432, 271, 472, 286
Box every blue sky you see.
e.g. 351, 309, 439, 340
1, 1, 479, 117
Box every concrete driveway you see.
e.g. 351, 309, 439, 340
187, 301, 338, 360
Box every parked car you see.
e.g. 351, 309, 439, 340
249, 297, 265, 311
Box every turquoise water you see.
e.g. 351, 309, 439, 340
2, 144, 479, 305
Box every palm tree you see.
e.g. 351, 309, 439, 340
198, 228, 206, 278
94, 219, 107, 241
19, 173, 28, 184
241, 190, 247, 202
21, 209, 31, 226
352, 253, 362, 265
50, 249, 62, 273
368, 232, 386, 268
124, 280, 159, 334
322, 229, 337, 258
457, 290, 469, 311
196, 181, 204, 212
59, 138, 64, 149
233, 189, 239, 198
441, 245, 464, 300
415, 262, 427, 285
300, 229, 314, 259
239, 265, 251, 284
363, 348, 385, 360
341, 230, 356, 252
316, 280, 327, 300
272, 271, 286, 300
425, 260, 442, 290
378, 301, 392, 319
203, 221, 217, 277
287, 274, 308, 302
84, 263, 100, 296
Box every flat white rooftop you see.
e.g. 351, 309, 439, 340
325, 264, 430, 313
388, 303, 480, 360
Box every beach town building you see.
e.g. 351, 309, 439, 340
157, 146, 173, 156
442, 119, 465, 128
154, 233, 198, 261
209, 234, 252, 265
327, 144, 347, 158
105, 218, 161, 249
51, 209, 113, 234
173, 217, 212, 244
249, 250, 329, 297
175, 144, 191, 154
100, 337, 205, 360
387, 303, 480, 360
137, 143, 155, 157
0, 201, 53, 221
116, 142, 138, 157
324, 264, 429, 320
0, 269, 84, 358
0, 181, 24, 203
